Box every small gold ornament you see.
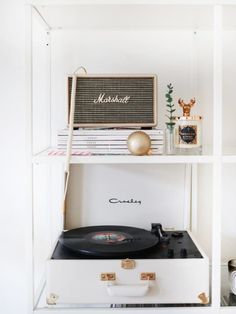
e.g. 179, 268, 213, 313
127, 131, 151, 156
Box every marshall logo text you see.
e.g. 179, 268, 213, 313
94, 93, 131, 104
109, 198, 142, 205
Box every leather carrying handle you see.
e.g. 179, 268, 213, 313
73, 66, 87, 75
61, 74, 77, 229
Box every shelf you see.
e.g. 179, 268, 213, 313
222, 148, 236, 163
35, 283, 211, 314
32, 148, 214, 164
223, 5, 236, 29
222, 156, 236, 163
34, 306, 214, 314
29, 0, 236, 6
27, 2, 226, 313
34, 310, 236, 314
32, 3, 214, 30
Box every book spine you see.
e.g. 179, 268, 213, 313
56, 147, 164, 155
58, 139, 164, 144
58, 136, 163, 141
57, 129, 164, 136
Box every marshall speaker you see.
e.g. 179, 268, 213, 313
68, 74, 157, 127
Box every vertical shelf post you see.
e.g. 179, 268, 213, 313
190, 164, 198, 234
25, 3, 34, 312
212, 4, 223, 308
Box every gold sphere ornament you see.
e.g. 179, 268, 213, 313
127, 131, 151, 156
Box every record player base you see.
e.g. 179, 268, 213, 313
46, 258, 209, 305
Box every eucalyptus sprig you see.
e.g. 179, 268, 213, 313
165, 83, 176, 132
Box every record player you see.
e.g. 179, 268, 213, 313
46, 223, 209, 306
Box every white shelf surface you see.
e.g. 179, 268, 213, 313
222, 147, 236, 163
35, 284, 212, 314
34, 306, 214, 314
32, 3, 214, 30
32, 148, 214, 164
33, 310, 236, 314
29, 0, 236, 6
33, 308, 236, 314
34, 307, 214, 314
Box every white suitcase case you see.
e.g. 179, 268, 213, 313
46, 231, 209, 306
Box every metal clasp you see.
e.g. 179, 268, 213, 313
100, 273, 116, 281
198, 292, 209, 304
121, 259, 136, 269
46, 293, 59, 305
140, 272, 156, 281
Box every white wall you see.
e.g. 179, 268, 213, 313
0, 1, 28, 314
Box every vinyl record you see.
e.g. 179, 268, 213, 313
59, 225, 159, 257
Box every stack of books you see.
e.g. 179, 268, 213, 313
57, 129, 164, 155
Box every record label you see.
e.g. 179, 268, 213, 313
91, 232, 128, 244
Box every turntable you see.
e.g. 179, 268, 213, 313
46, 223, 209, 306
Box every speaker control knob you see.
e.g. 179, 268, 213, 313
171, 232, 183, 238
167, 249, 174, 258
180, 248, 187, 258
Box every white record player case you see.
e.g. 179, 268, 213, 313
46, 231, 209, 305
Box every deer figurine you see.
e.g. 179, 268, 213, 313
178, 98, 195, 117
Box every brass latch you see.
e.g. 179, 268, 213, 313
100, 273, 116, 281
121, 259, 136, 269
198, 292, 209, 304
46, 293, 59, 305
140, 272, 156, 280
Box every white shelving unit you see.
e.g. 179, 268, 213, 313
26, 1, 236, 313
33, 148, 215, 164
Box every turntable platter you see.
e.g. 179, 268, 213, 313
59, 225, 159, 257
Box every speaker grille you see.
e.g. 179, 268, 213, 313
68, 76, 156, 127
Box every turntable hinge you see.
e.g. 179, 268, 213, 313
198, 292, 209, 304
100, 273, 116, 281
121, 259, 136, 269
140, 272, 156, 281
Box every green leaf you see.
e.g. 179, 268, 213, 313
166, 122, 175, 128
166, 122, 175, 126
165, 83, 176, 127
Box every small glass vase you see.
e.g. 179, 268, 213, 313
165, 128, 175, 155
